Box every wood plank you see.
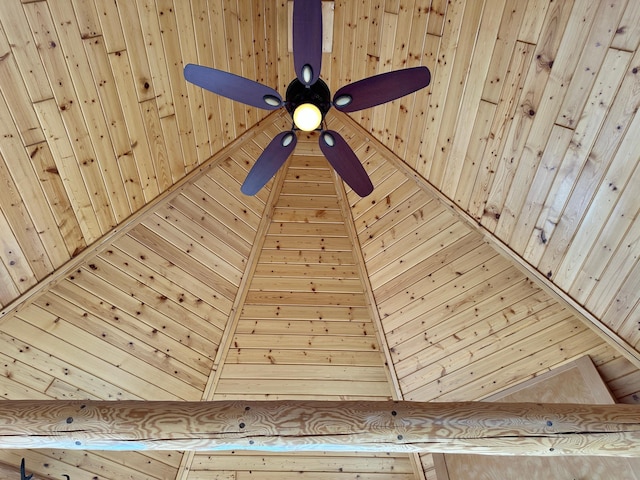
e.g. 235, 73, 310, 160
0, 36, 45, 146
368, 220, 474, 290
480, 0, 579, 232
257, 249, 356, 265
99, 245, 229, 332
506, 124, 573, 254
225, 349, 384, 366
335, 99, 640, 370
266, 221, 349, 237
360, 197, 440, 257
236, 473, 414, 480
83, 35, 146, 213
405, 318, 588, 399
243, 291, 367, 307
140, 98, 173, 194
414, 0, 466, 178
434, 327, 605, 402
150, 206, 246, 280
611, 0, 640, 51
439, 0, 505, 198
272, 208, 344, 223
135, 0, 174, 118
363, 212, 460, 280
239, 304, 370, 321
0, 328, 138, 400
92, 0, 126, 52
235, 320, 379, 337
0, 98, 67, 269
481, 0, 529, 104
26, 296, 208, 391
231, 334, 379, 351
158, 198, 248, 262
196, 171, 265, 225
394, 296, 560, 380
164, 0, 204, 168
132, 222, 238, 300
106, 48, 161, 202
216, 379, 391, 396
549, 49, 640, 298
54, 261, 221, 362
112, 234, 232, 325
391, 0, 429, 159
384, 270, 544, 348
467, 41, 535, 218
0, 1, 52, 102
555, 0, 627, 129
164, 194, 254, 259
452, 99, 496, 209
355, 183, 428, 236
4, 316, 186, 400
398, 304, 570, 393
252, 263, 359, 279
262, 235, 353, 252
192, 452, 413, 473
372, 232, 482, 306
249, 277, 363, 294
114, 0, 156, 102
34, 289, 210, 388
26, 1, 116, 235
536, 48, 633, 285
48, 1, 132, 223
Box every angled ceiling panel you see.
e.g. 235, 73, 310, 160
187, 135, 418, 480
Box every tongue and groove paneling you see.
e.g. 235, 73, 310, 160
196, 132, 416, 480
216, 134, 393, 401
339, 118, 640, 407
0, 137, 273, 479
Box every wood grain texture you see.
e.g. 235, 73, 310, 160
0, 0, 639, 478
0, 400, 639, 455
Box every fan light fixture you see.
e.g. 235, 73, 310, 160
293, 103, 322, 131
184, 0, 431, 198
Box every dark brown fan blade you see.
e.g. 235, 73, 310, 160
184, 64, 283, 110
241, 131, 297, 195
319, 130, 373, 197
332, 66, 431, 112
293, 0, 322, 86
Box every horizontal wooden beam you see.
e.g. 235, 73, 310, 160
1, 400, 639, 456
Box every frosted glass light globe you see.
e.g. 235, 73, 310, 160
293, 103, 322, 131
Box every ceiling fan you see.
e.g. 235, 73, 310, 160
184, 0, 430, 197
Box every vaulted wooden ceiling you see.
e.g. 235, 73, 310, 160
0, 0, 639, 478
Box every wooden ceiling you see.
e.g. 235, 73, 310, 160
0, 0, 639, 478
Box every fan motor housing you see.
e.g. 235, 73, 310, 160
285, 78, 331, 128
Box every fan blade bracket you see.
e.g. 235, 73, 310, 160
333, 94, 353, 108
282, 131, 296, 147
301, 65, 314, 85
321, 131, 336, 147
263, 94, 283, 107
